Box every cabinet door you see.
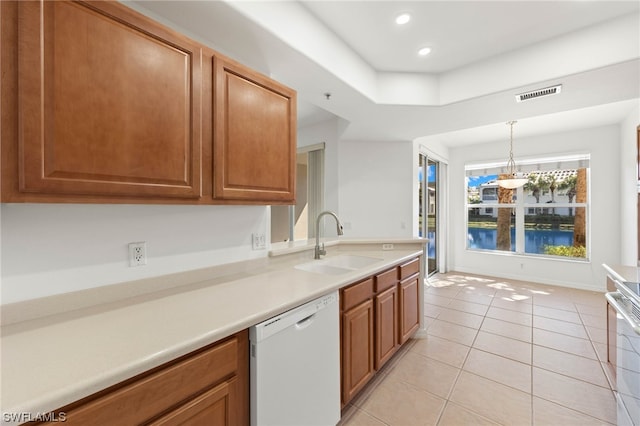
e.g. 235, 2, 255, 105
43, 332, 246, 425
148, 378, 238, 426
399, 276, 420, 344
375, 285, 398, 370
341, 299, 374, 405
16, 1, 202, 199
213, 57, 296, 203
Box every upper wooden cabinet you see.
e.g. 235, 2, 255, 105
213, 57, 297, 202
1, 0, 297, 205
13, 1, 202, 199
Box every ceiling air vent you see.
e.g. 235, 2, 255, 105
515, 84, 562, 103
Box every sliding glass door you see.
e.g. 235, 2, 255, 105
419, 154, 439, 276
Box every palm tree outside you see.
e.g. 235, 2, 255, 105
524, 174, 548, 214
496, 174, 513, 251
544, 174, 558, 215
559, 175, 577, 216
574, 168, 587, 248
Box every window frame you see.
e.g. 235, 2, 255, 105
464, 155, 590, 261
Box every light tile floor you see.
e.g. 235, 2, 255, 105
338, 272, 617, 426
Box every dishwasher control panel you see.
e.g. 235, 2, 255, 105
315, 292, 337, 309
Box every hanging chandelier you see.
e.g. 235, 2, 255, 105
497, 120, 528, 189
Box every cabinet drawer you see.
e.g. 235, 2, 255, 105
58, 333, 241, 425
148, 377, 238, 426
399, 258, 420, 280
342, 278, 374, 311
374, 268, 398, 292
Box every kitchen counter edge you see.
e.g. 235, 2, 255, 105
603, 263, 639, 283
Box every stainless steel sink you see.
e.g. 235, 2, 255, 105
295, 255, 382, 275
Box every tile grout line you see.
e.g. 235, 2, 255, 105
436, 303, 479, 426
426, 274, 615, 426
530, 301, 535, 426
575, 301, 615, 392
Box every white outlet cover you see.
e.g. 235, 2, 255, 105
128, 242, 147, 267
252, 233, 266, 250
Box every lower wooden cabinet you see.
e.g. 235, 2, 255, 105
341, 298, 375, 404
375, 285, 398, 369
399, 275, 420, 344
39, 330, 249, 426
398, 257, 421, 344
340, 255, 422, 406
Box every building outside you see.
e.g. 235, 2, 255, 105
469, 169, 578, 217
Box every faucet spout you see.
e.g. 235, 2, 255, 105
314, 211, 344, 259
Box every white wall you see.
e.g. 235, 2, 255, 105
0, 117, 353, 305
338, 140, 414, 238
1, 204, 268, 304
620, 105, 639, 265
0, 117, 344, 305
449, 125, 622, 291
297, 118, 342, 236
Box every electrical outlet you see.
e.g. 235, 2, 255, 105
382, 243, 394, 250
128, 242, 147, 267
252, 233, 266, 250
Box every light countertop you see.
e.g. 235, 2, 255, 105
0, 239, 425, 420
603, 263, 640, 283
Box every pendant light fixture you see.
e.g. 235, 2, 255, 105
498, 120, 528, 189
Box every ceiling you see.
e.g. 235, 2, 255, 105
128, 1, 640, 146
301, 1, 638, 74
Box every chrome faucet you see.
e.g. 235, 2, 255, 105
314, 211, 344, 259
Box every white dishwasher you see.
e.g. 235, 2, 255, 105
250, 291, 340, 426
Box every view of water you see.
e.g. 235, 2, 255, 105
468, 227, 574, 254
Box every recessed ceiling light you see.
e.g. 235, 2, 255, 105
395, 13, 411, 25
418, 47, 432, 56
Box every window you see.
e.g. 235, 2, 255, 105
465, 155, 589, 260
482, 188, 497, 201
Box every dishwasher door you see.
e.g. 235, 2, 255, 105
250, 291, 340, 426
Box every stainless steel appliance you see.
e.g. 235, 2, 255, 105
249, 291, 340, 426
606, 280, 640, 425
